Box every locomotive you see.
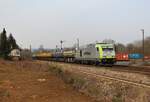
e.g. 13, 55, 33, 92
75, 43, 116, 65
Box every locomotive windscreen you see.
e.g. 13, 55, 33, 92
102, 48, 113, 51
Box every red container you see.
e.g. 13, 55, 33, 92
116, 53, 129, 61
144, 56, 150, 60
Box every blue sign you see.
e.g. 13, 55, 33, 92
129, 53, 144, 59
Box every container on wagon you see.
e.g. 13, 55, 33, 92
129, 53, 144, 59
116, 53, 129, 61
63, 50, 75, 57
144, 56, 150, 60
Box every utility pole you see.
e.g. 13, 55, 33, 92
77, 38, 79, 50
56, 45, 58, 52
141, 29, 145, 62
30, 45, 32, 52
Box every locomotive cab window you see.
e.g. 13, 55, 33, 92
102, 48, 113, 51
96, 47, 99, 51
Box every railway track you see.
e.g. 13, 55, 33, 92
36, 59, 150, 75
45, 61, 150, 88
73, 68, 150, 88
110, 65, 150, 76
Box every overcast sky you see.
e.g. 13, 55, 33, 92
0, 0, 150, 49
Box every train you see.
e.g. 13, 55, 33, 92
9, 43, 149, 66
33, 43, 116, 65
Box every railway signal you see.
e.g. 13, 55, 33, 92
60, 40, 65, 52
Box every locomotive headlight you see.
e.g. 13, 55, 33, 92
103, 56, 106, 58
103, 55, 106, 58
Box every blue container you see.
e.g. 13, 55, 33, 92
129, 53, 144, 59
